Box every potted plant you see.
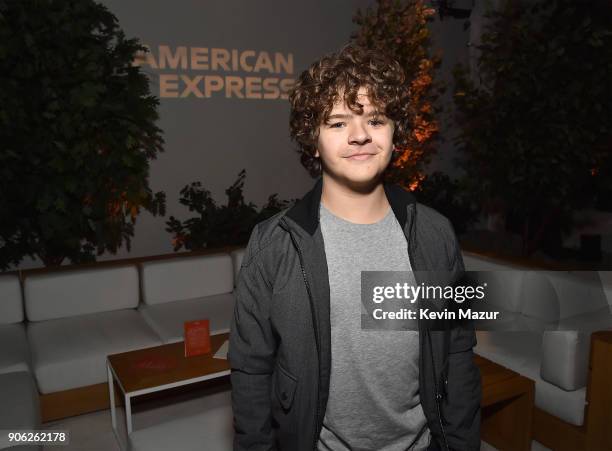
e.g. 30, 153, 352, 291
166, 170, 292, 251
0, 0, 165, 269
453, 0, 612, 257
352, 0, 444, 189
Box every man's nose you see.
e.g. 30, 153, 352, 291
348, 121, 372, 145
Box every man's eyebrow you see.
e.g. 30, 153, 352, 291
326, 111, 384, 120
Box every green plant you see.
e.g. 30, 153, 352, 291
0, 0, 165, 269
352, 0, 444, 189
166, 170, 292, 251
453, 0, 612, 256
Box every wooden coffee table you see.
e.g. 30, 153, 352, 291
106, 332, 230, 450
475, 354, 535, 451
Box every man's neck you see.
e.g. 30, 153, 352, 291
320, 174, 390, 224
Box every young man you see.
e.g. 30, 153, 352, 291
229, 45, 481, 451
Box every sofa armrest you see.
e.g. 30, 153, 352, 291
540, 331, 590, 391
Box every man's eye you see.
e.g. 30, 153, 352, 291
369, 119, 386, 126
329, 122, 345, 128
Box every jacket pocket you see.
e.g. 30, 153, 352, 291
274, 362, 298, 411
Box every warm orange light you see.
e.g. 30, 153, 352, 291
172, 235, 185, 248
408, 173, 426, 191
103, 189, 141, 220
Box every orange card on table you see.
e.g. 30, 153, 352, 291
184, 319, 211, 357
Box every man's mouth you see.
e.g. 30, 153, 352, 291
346, 153, 376, 161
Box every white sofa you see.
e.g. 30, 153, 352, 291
3, 246, 611, 450
18, 249, 244, 395
1, 249, 246, 448
24, 265, 163, 394
0, 275, 31, 375
464, 252, 612, 427
0, 275, 41, 451
137, 252, 242, 343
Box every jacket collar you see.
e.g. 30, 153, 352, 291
284, 176, 417, 236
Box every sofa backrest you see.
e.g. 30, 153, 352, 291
140, 253, 234, 305
520, 271, 609, 323
598, 271, 612, 306
462, 253, 525, 313
463, 253, 610, 323
24, 265, 139, 321
0, 275, 24, 324
462, 253, 516, 271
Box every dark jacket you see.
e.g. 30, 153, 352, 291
228, 177, 482, 451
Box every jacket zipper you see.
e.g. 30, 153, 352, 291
280, 218, 321, 451
406, 204, 449, 451
428, 331, 450, 451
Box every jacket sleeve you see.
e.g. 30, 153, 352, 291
228, 225, 278, 451
442, 224, 482, 451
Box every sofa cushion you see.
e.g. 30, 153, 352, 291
0, 323, 31, 375
540, 331, 591, 391
27, 309, 161, 394
0, 274, 23, 324
141, 254, 233, 306
0, 371, 41, 447
129, 389, 233, 451
24, 266, 139, 322
138, 293, 235, 343
533, 380, 586, 426
230, 248, 245, 286
475, 331, 587, 426
539, 306, 612, 392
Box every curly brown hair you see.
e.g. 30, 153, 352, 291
289, 44, 412, 177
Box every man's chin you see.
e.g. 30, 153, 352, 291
333, 172, 385, 193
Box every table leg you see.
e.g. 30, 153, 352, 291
107, 362, 117, 430
125, 393, 132, 434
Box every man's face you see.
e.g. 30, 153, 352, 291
315, 86, 394, 188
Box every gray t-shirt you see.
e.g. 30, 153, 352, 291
317, 202, 431, 451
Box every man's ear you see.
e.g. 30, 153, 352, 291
314, 149, 320, 158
